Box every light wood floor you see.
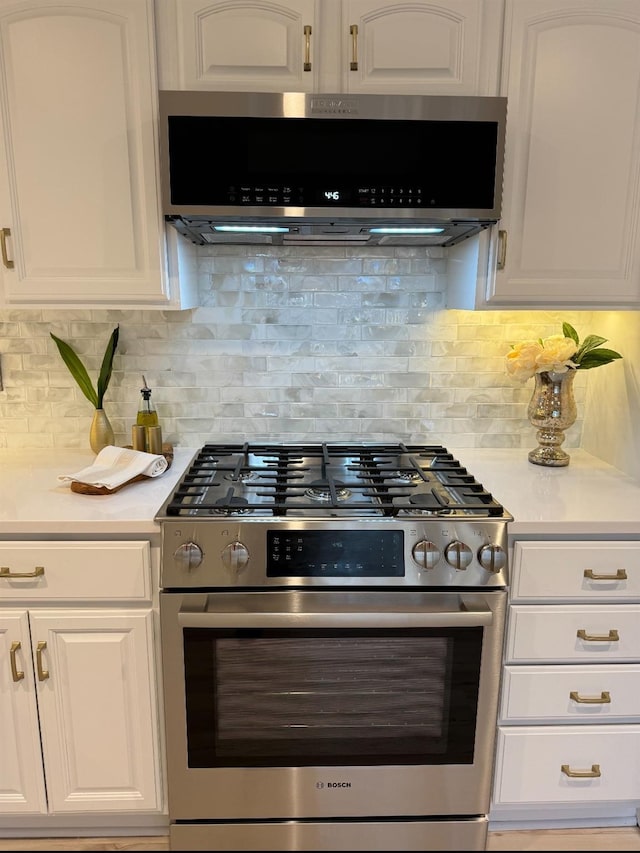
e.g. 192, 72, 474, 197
0, 827, 639, 850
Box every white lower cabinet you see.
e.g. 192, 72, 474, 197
0, 541, 162, 818
491, 539, 640, 825
494, 726, 640, 806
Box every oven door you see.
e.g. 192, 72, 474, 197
160, 589, 506, 823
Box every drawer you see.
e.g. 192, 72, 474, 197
505, 605, 640, 663
511, 541, 640, 602
500, 664, 640, 723
0, 541, 151, 601
492, 725, 640, 806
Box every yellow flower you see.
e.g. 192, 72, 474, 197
505, 322, 622, 382
505, 340, 542, 381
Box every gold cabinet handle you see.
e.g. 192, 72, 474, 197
350, 24, 358, 70
36, 641, 49, 681
496, 229, 507, 270
10, 641, 24, 682
569, 690, 611, 705
303, 24, 312, 71
577, 628, 619, 642
0, 565, 45, 578
0, 227, 14, 269
561, 763, 601, 779
584, 568, 627, 581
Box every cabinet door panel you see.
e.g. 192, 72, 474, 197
506, 605, 640, 663
342, 0, 503, 94
489, 0, 640, 306
0, 610, 47, 815
0, 0, 167, 305
493, 725, 640, 805
157, 0, 320, 91
501, 664, 640, 724
511, 541, 640, 602
30, 609, 161, 813
0, 541, 151, 602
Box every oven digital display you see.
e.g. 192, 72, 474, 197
267, 530, 404, 577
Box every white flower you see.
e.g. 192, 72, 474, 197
534, 335, 578, 374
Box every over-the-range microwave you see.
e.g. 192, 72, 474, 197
158, 90, 507, 247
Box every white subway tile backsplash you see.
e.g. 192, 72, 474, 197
0, 246, 602, 450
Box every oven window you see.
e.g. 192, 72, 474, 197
183, 628, 482, 768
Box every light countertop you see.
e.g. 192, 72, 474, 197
0, 446, 197, 535
0, 446, 638, 537
452, 448, 640, 536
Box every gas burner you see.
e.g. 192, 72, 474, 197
223, 470, 258, 483
388, 470, 422, 483
407, 493, 451, 516
211, 496, 252, 516
305, 479, 352, 503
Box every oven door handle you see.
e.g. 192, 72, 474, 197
177, 606, 494, 630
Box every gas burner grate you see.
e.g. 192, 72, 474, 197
161, 442, 507, 518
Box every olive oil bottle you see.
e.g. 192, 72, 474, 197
137, 375, 159, 428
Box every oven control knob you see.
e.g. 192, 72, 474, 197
444, 541, 473, 570
174, 542, 203, 571
412, 540, 441, 570
221, 541, 250, 572
478, 544, 507, 573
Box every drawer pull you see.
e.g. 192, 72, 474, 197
303, 24, 312, 71
36, 641, 49, 681
0, 565, 45, 579
9, 641, 24, 682
577, 628, 619, 642
584, 568, 627, 581
350, 24, 358, 70
561, 763, 601, 779
0, 227, 14, 269
569, 690, 611, 705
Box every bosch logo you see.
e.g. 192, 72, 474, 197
315, 781, 352, 788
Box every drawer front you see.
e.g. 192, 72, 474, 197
0, 541, 151, 601
511, 541, 640, 602
501, 664, 640, 723
506, 605, 640, 663
493, 725, 640, 806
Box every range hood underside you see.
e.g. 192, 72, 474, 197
167, 216, 493, 248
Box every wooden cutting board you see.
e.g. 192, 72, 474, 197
70, 443, 174, 495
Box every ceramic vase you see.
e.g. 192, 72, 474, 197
527, 369, 577, 467
89, 407, 115, 454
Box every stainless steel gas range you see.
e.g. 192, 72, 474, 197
156, 442, 512, 851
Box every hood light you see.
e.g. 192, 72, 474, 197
369, 226, 445, 235
213, 225, 290, 234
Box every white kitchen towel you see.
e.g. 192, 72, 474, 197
58, 445, 168, 490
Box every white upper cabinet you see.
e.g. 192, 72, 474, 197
0, 0, 195, 308
338, 0, 503, 94
155, 0, 503, 95
475, 0, 640, 308
156, 0, 321, 92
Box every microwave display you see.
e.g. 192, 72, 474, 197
166, 115, 499, 211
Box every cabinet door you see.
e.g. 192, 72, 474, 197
29, 609, 161, 814
506, 604, 640, 664
0, 610, 47, 815
500, 664, 640, 724
155, 0, 321, 91
340, 0, 503, 94
511, 541, 640, 603
487, 0, 640, 307
493, 725, 640, 806
0, 0, 173, 307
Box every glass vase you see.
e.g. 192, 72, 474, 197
527, 369, 577, 467
89, 407, 115, 454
